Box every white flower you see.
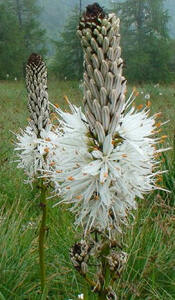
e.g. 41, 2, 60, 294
43, 5, 169, 237
78, 294, 84, 299
47, 100, 168, 236
154, 83, 160, 88
79, 80, 83, 91
14, 125, 57, 183
145, 93, 150, 99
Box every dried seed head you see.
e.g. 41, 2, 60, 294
26, 53, 50, 137
106, 286, 118, 300
70, 240, 91, 274
106, 250, 128, 274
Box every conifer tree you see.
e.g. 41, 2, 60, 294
112, 0, 172, 83
52, 8, 83, 80
0, 3, 24, 79
0, 0, 46, 79
13, 0, 46, 55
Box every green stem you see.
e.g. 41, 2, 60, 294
39, 183, 47, 291
83, 282, 89, 300
97, 292, 106, 300
97, 241, 111, 300
82, 273, 96, 300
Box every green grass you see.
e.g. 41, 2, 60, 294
0, 80, 174, 299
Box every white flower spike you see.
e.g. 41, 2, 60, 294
14, 53, 55, 183
46, 4, 169, 236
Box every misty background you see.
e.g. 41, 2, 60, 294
0, 0, 175, 82
38, 0, 175, 41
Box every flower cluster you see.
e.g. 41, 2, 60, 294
47, 98, 168, 235
43, 4, 168, 236
14, 125, 57, 183
14, 5, 169, 236
14, 53, 56, 183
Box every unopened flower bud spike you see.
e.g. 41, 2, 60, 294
78, 4, 126, 137
26, 53, 50, 138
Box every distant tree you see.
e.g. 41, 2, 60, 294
111, 0, 173, 83
168, 39, 175, 75
0, 0, 46, 79
0, 3, 24, 79
13, 0, 46, 52
52, 8, 83, 80
37, 0, 110, 44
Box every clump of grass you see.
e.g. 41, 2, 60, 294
0, 197, 39, 299
116, 191, 175, 299
160, 137, 175, 206
0, 194, 84, 299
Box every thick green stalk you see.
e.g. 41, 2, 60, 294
82, 273, 96, 300
83, 282, 89, 300
97, 293, 106, 300
39, 182, 47, 291
97, 242, 111, 300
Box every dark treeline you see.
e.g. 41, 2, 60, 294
0, 0, 46, 79
0, 0, 175, 83
113, 0, 175, 83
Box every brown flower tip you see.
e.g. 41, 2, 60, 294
85, 3, 105, 20
79, 3, 106, 31
27, 53, 43, 67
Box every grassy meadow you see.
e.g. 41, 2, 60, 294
0, 80, 175, 300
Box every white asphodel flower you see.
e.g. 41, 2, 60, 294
47, 98, 169, 236
145, 93, 150, 100
45, 3, 169, 236
14, 125, 56, 183
14, 53, 55, 183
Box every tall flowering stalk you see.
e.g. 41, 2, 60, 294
43, 3, 170, 299
14, 53, 53, 292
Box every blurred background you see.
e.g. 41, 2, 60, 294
0, 2, 175, 299
0, 0, 175, 83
